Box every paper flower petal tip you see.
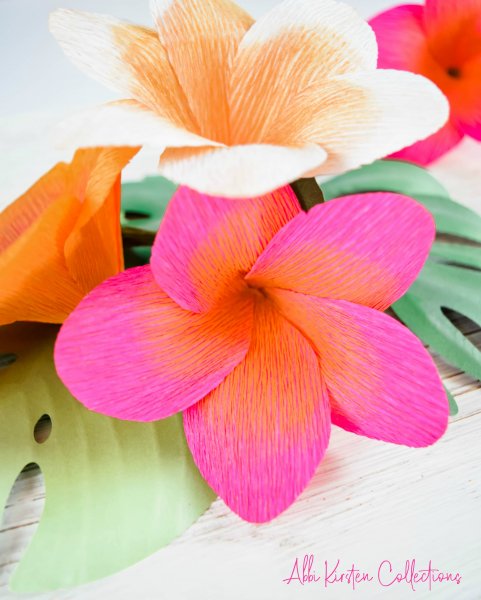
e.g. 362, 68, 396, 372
50, 0, 448, 196
55, 265, 254, 422
55, 187, 448, 521
270, 291, 449, 448
0, 147, 137, 325
184, 300, 331, 523
246, 192, 435, 311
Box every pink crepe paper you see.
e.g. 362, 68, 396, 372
55, 187, 448, 522
370, 0, 481, 164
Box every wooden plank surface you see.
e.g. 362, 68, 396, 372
1, 308, 481, 599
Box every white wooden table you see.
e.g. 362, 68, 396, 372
1, 1, 481, 598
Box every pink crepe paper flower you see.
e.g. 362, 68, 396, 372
49, 0, 448, 197
370, 0, 481, 165
55, 187, 448, 523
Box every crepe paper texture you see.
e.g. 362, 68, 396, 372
119, 171, 462, 418
370, 0, 481, 164
55, 185, 449, 523
0, 323, 215, 593
323, 159, 481, 412
0, 147, 137, 326
48, 0, 448, 197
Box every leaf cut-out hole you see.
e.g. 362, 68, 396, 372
437, 233, 481, 247
441, 307, 480, 337
1, 463, 45, 587
124, 210, 150, 220
440, 307, 481, 367
33, 414, 52, 444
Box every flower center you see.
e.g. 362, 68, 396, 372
446, 66, 462, 79
246, 282, 268, 301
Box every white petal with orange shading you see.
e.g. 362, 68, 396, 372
296, 69, 449, 173
229, 0, 377, 143
49, 8, 196, 129
52, 101, 221, 151
158, 143, 327, 198
151, 0, 253, 141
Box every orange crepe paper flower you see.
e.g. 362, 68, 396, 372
49, 0, 448, 197
370, 0, 481, 164
0, 147, 137, 325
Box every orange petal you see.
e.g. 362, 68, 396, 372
0, 162, 70, 254
425, 0, 481, 66
446, 57, 481, 136
0, 147, 136, 325
151, 0, 253, 142
229, 0, 377, 144
49, 9, 197, 131
0, 191, 83, 325
64, 147, 138, 294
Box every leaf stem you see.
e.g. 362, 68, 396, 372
291, 177, 325, 211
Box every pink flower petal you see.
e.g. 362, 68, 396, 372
424, 0, 481, 38
391, 119, 464, 165
369, 3, 466, 164
460, 119, 481, 141
369, 4, 427, 71
150, 185, 300, 312
453, 57, 481, 141
271, 290, 449, 447
55, 265, 253, 421
184, 299, 331, 523
247, 193, 434, 311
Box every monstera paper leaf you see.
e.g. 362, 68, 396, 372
0, 323, 215, 593
121, 176, 177, 266
323, 159, 481, 415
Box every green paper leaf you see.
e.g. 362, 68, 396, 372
392, 260, 481, 383
321, 159, 481, 243
0, 323, 215, 593
430, 241, 481, 270
121, 176, 178, 267
445, 386, 459, 416
322, 160, 481, 415
121, 175, 177, 233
